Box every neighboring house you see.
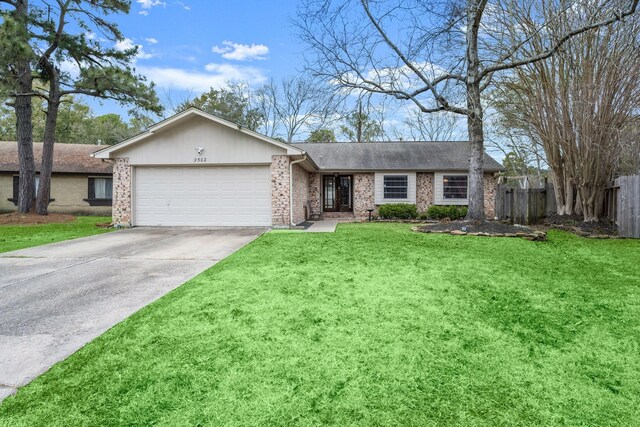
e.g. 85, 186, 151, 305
0, 141, 112, 215
93, 108, 504, 227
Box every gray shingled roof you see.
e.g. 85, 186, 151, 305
294, 142, 504, 172
0, 141, 112, 174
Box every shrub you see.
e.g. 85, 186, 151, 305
378, 203, 418, 219
426, 205, 468, 220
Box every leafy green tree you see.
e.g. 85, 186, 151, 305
502, 152, 528, 177
306, 128, 336, 143
29, 0, 161, 214
339, 107, 383, 143
177, 84, 263, 131
1, 96, 137, 145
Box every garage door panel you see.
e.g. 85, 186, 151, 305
134, 166, 272, 226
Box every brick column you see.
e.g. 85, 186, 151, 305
271, 155, 291, 226
353, 173, 375, 218
308, 172, 321, 215
112, 158, 132, 227
484, 173, 497, 219
416, 172, 434, 213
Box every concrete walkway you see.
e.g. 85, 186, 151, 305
305, 219, 339, 232
0, 227, 267, 401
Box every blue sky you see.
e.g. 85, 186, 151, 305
80, 1, 486, 149
93, 0, 305, 116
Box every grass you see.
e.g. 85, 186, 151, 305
1, 223, 639, 426
0, 216, 112, 253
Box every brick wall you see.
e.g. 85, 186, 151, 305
353, 172, 376, 218
416, 172, 434, 213
112, 158, 132, 226
291, 163, 310, 225
484, 173, 497, 219
308, 172, 321, 217
271, 155, 290, 226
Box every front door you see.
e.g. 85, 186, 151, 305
323, 175, 352, 212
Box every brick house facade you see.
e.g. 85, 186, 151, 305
97, 109, 504, 227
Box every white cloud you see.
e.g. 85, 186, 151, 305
114, 38, 155, 60
139, 10, 149, 15
138, 64, 267, 92
211, 41, 269, 61
145, 37, 158, 44
138, 0, 165, 8
59, 58, 80, 78
175, 1, 191, 10
115, 38, 135, 51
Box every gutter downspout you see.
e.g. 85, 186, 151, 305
289, 154, 307, 227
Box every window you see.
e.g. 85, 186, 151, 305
443, 175, 468, 199
384, 175, 408, 199
85, 177, 113, 206
10, 176, 44, 205
93, 178, 112, 199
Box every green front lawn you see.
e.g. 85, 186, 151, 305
0, 216, 112, 253
1, 224, 639, 425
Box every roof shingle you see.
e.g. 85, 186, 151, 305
294, 142, 504, 172
0, 141, 112, 174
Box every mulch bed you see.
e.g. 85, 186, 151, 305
543, 214, 619, 238
414, 220, 547, 241
0, 212, 77, 225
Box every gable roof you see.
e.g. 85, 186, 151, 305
93, 107, 305, 159
0, 141, 112, 174
293, 142, 504, 172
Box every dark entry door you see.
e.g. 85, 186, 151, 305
323, 175, 352, 212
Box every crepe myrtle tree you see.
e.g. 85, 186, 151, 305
297, 0, 639, 220
492, 0, 640, 221
27, 0, 161, 215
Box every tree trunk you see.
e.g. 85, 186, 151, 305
464, 2, 485, 221
551, 169, 574, 215
466, 92, 485, 221
579, 184, 605, 222
36, 70, 61, 215
14, 0, 35, 214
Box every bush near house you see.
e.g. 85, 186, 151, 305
427, 205, 468, 220
378, 203, 418, 219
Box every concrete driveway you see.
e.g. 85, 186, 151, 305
0, 227, 267, 401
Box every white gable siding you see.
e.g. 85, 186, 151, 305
434, 172, 468, 205
115, 115, 287, 166
374, 172, 416, 204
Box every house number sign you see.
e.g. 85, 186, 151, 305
194, 147, 207, 163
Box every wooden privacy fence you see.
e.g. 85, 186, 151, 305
495, 183, 556, 225
605, 175, 640, 238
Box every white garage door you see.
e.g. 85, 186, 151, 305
134, 166, 272, 226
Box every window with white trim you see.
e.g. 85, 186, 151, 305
443, 175, 468, 199
383, 175, 408, 199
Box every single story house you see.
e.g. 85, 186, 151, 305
93, 108, 504, 227
0, 141, 112, 215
